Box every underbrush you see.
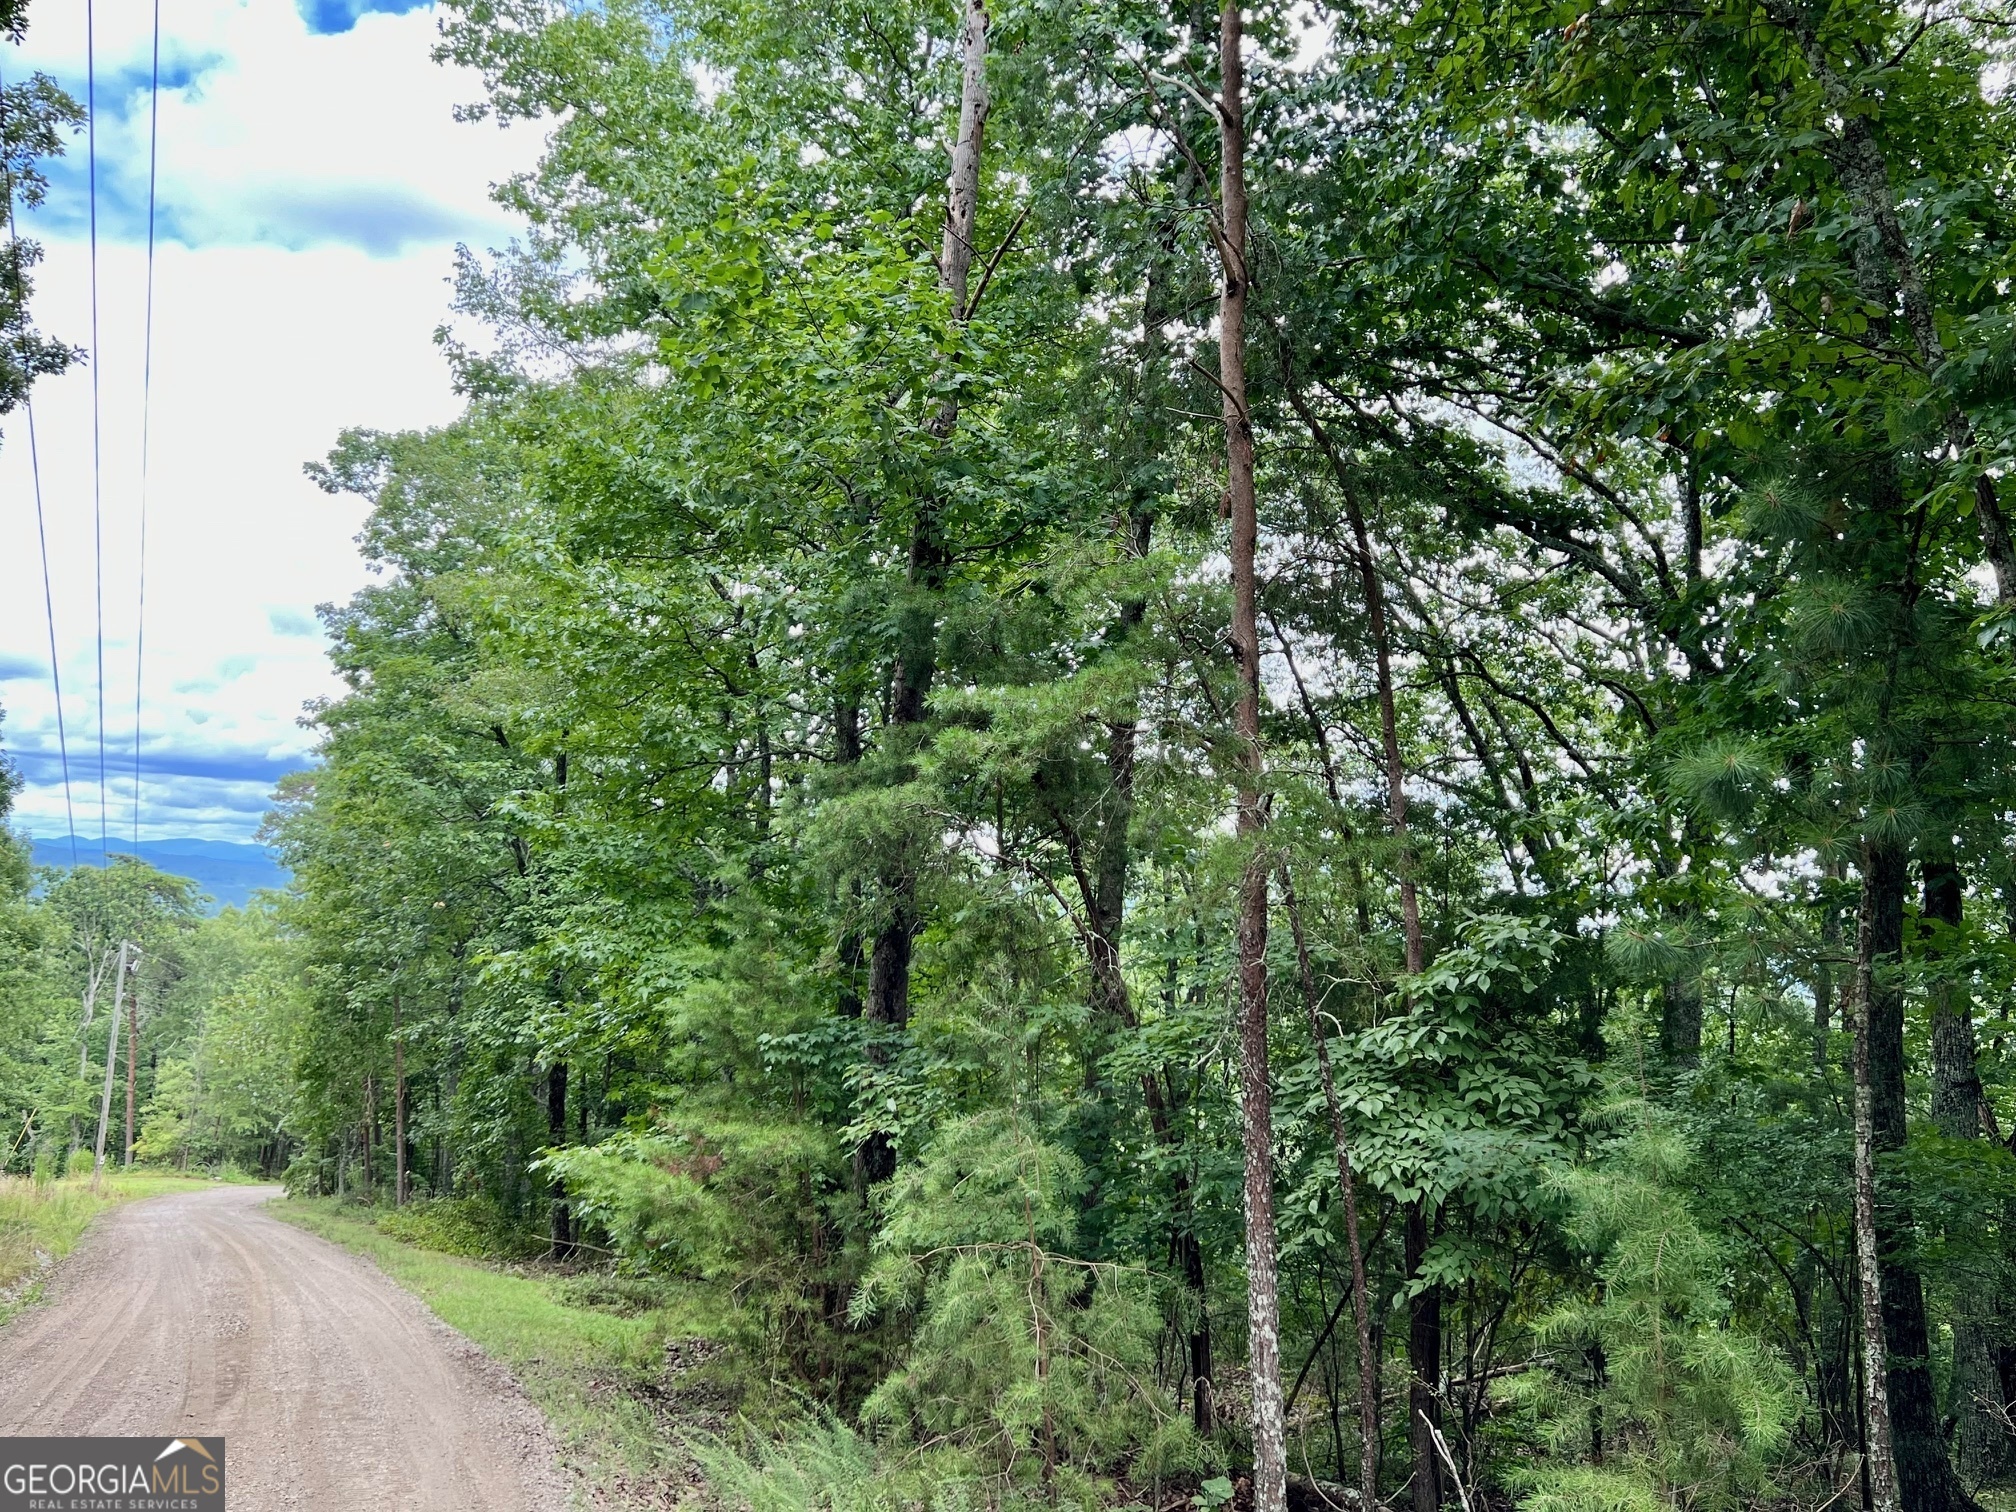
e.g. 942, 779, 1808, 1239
0, 1171, 242, 1320
691, 1422, 1160, 1512
373, 1195, 548, 1261
282, 1111, 1215, 1512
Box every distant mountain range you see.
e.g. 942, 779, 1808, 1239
28, 837, 291, 911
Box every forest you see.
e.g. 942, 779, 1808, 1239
5, 0, 2016, 1507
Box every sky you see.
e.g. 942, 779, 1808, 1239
0, 0, 546, 847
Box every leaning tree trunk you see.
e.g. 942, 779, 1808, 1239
1213, 5, 1285, 1507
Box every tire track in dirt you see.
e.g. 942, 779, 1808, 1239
0, 1185, 566, 1512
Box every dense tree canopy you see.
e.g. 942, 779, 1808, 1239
10, 0, 2016, 1506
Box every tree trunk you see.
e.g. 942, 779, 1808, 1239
1660, 967, 1703, 1067
1214, 5, 1284, 1507
1341, 506, 1421, 983
393, 995, 409, 1208
1862, 840, 1976, 1512
1921, 858, 2015, 1483
360, 1074, 374, 1202
1815, 857, 1846, 1069
1853, 844, 1904, 1512
1783, 56, 1994, 1498
1179, 1213, 1216, 1435
548, 1060, 572, 1259
71, 946, 114, 1163
1281, 867, 1379, 1509
1783, 23, 2016, 602
860, 0, 990, 1183
1406, 1201, 1443, 1512
1335, 360, 1438, 1512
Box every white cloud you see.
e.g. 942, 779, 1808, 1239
0, 1, 546, 844
23, 0, 534, 254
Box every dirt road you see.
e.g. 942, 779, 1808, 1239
0, 1184, 566, 1511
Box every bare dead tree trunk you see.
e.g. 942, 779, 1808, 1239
1281, 867, 1378, 1508
71, 946, 115, 1162
1212, 7, 1284, 1508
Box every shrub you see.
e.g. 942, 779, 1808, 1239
533, 1106, 831, 1281
853, 1111, 1204, 1501
1502, 1105, 1793, 1511
374, 1196, 546, 1260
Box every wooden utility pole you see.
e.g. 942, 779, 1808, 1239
91, 942, 132, 1185
122, 964, 140, 1168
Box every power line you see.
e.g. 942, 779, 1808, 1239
85, 0, 106, 862
132, 0, 160, 849
0, 57, 80, 867
24, 394, 75, 865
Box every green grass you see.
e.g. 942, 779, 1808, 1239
277, 1198, 740, 1506
0, 1171, 248, 1321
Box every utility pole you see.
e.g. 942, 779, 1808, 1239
92, 942, 133, 1186
122, 959, 140, 1168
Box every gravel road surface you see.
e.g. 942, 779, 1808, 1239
0, 1184, 567, 1511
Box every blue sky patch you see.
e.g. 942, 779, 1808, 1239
268, 608, 321, 638
297, 0, 435, 36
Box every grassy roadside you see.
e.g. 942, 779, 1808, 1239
0, 1172, 247, 1321
277, 1198, 739, 1508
